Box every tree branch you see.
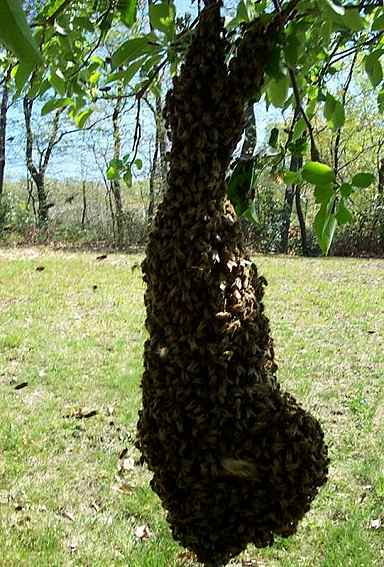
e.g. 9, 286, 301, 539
288, 67, 320, 161
334, 52, 357, 174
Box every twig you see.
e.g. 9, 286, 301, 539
131, 99, 142, 166
288, 67, 320, 161
334, 52, 357, 174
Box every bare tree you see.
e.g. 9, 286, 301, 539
23, 95, 63, 227
0, 66, 11, 200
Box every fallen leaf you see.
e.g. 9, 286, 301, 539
119, 448, 128, 460
370, 518, 382, 530
60, 509, 75, 522
67, 541, 78, 553
66, 408, 98, 419
134, 524, 152, 541
105, 405, 115, 416
119, 457, 135, 473
112, 481, 133, 494
90, 501, 101, 513
14, 382, 28, 390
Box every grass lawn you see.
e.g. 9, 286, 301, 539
0, 248, 383, 566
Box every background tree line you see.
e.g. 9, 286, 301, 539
0, 0, 383, 257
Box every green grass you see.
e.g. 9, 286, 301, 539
0, 249, 383, 566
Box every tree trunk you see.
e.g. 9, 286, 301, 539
23, 96, 62, 228
35, 173, 49, 226
156, 94, 167, 192
148, 135, 159, 226
280, 154, 302, 253
138, 6, 328, 566
0, 67, 11, 200
81, 180, 87, 228
378, 157, 384, 195
111, 87, 124, 246
295, 186, 308, 255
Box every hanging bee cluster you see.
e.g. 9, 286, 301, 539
137, 4, 328, 565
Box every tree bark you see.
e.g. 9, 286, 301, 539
378, 157, 384, 195
81, 180, 87, 228
111, 87, 125, 246
0, 67, 11, 200
148, 133, 159, 225
295, 185, 308, 255
280, 154, 302, 253
23, 96, 62, 227
156, 94, 167, 191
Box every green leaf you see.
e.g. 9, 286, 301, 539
378, 90, 384, 113
324, 0, 345, 16
242, 202, 258, 224
112, 35, 157, 68
314, 202, 337, 255
228, 159, 255, 215
0, 0, 43, 65
342, 8, 366, 31
149, 1, 175, 36
123, 168, 132, 187
118, 0, 137, 28
45, 0, 69, 18
284, 34, 299, 66
41, 98, 72, 116
134, 158, 143, 170
336, 199, 353, 225
49, 70, 67, 96
283, 171, 301, 185
351, 172, 375, 188
107, 165, 118, 180
292, 118, 306, 141
314, 184, 334, 204
268, 75, 289, 108
13, 60, 34, 93
340, 183, 354, 198
324, 94, 336, 122
365, 52, 383, 88
107, 57, 146, 84
324, 95, 345, 130
372, 13, 384, 31
302, 161, 335, 186
75, 108, 93, 128
332, 101, 345, 130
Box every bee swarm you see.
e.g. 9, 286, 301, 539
137, 5, 329, 566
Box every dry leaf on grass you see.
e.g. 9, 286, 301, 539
14, 382, 28, 390
65, 408, 98, 419
134, 524, 152, 541
118, 457, 135, 473
66, 541, 78, 553
119, 447, 128, 459
59, 509, 75, 522
370, 518, 382, 530
112, 481, 134, 494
